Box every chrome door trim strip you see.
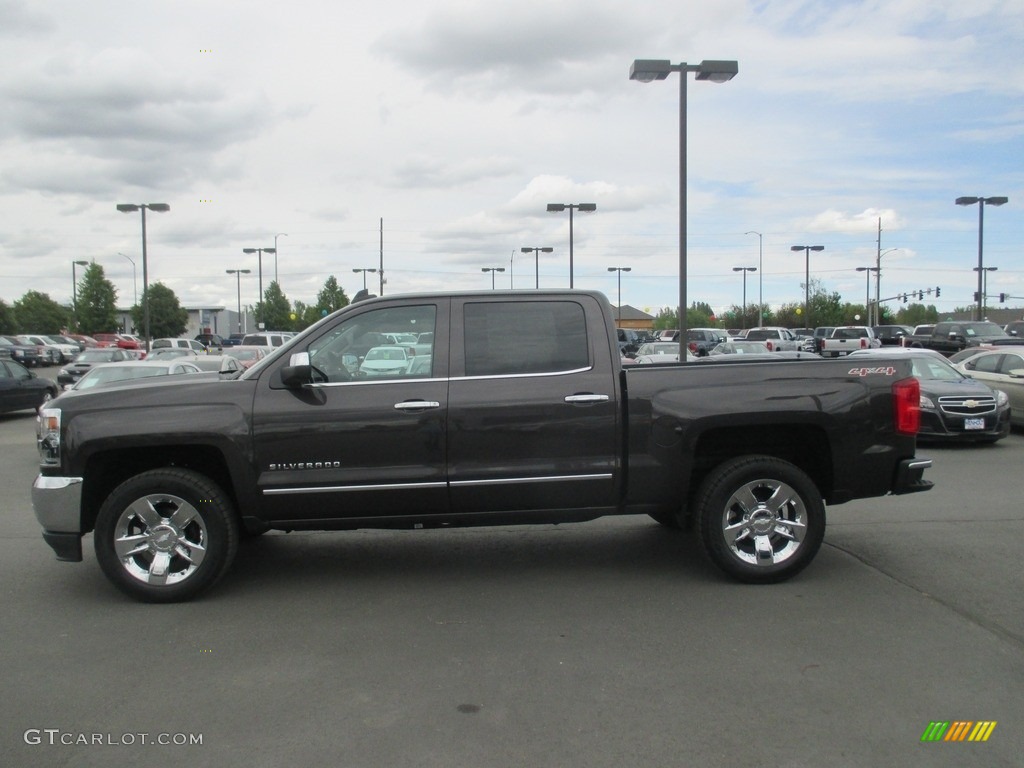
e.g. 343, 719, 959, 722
449, 474, 613, 487
262, 474, 612, 496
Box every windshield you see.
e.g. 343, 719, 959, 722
962, 322, 1006, 337
911, 358, 965, 381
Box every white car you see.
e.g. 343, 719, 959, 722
151, 338, 208, 353
358, 345, 413, 377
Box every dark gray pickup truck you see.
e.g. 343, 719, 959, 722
902, 320, 1009, 356
33, 290, 932, 602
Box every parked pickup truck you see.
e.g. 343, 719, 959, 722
901, 320, 1009, 356
33, 290, 933, 602
742, 327, 802, 352
819, 326, 882, 357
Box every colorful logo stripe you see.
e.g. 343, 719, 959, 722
921, 721, 997, 742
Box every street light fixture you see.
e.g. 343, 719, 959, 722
856, 267, 878, 321
520, 246, 554, 289
353, 268, 378, 291
481, 267, 506, 289
790, 245, 825, 329
630, 58, 738, 359
226, 269, 251, 334
117, 252, 138, 308
547, 203, 596, 288
116, 202, 169, 353
242, 246, 276, 328
745, 231, 763, 324
71, 260, 88, 329
732, 266, 756, 329
956, 196, 1008, 320
607, 267, 631, 325
973, 266, 998, 313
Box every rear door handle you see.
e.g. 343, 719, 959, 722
564, 394, 610, 404
394, 400, 441, 411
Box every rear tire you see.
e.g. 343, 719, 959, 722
94, 468, 239, 602
695, 455, 825, 583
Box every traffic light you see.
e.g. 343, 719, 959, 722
918, 290, 924, 300
1000, 293, 1007, 302
974, 292, 980, 302
935, 286, 940, 297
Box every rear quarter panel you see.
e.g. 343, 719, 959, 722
621, 356, 917, 512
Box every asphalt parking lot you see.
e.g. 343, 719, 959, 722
0, 386, 1020, 767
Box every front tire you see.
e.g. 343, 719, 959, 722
695, 455, 825, 583
94, 468, 239, 602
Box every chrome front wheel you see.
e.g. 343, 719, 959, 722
95, 469, 238, 602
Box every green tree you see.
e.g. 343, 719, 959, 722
772, 302, 805, 328
259, 281, 292, 331
131, 283, 188, 339
895, 303, 938, 326
316, 275, 349, 315
652, 307, 677, 331
13, 290, 69, 333
0, 299, 15, 334
76, 262, 119, 333
686, 301, 715, 328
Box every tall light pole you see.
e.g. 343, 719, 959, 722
274, 233, 288, 285
482, 267, 506, 289
874, 248, 899, 325
547, 203, 596, 288
973, 266, 998, 314
521, 246, 553, 289
744, 231, 763, 324
630, 58, 738, 360
226, 269, 251, 334
956, 196, 1008, 321
353, 268, 377, 291
117, 252, 138, 308
243, 246, 276, 328
116, 202, 169, 353
790, 245, 824, 329
607, 267, 631, 325
732, 266, 756, 329
71, 260, 88, 329
856, 267, 878, 321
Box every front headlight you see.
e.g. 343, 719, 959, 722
920, 395, 936, 410
37, 407, 62, 467
995, 390, 1009, 407
58, 367, 70, 375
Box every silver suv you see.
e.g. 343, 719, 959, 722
240, 332, 292, 347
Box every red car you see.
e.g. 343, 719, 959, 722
92, 333, 141, 350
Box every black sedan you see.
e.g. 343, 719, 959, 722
848, 349, 1011, 443
0, 359, 59, 414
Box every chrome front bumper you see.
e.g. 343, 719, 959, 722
32, 475, 84, 562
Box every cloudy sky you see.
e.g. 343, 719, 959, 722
1, 0, 1021, 322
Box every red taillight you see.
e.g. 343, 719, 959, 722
767, 340, 775, 351
860, 337, 867, 348
688, 342, 697, 353
893, 377, 920, 435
